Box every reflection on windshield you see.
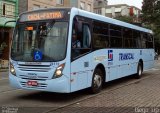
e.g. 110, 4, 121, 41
11, 21, 68, 62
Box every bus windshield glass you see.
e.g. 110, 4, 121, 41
11, 20, 68, 62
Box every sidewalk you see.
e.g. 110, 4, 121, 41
0, 68, 8, 72
49, 61, 160, 113
0, 59, 9, 72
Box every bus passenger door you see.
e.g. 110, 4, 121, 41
70, 19, 92, 92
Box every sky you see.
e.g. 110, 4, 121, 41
107, 0, 143, 9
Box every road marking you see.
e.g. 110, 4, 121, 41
145, 68, 159, 72
0, 89, 22, 94
151, 68, 159, 71
0, 78, 8, 81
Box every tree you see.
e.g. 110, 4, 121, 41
114, 16, 133, 24
141, 0, 160, 53
115, 15, 143, 27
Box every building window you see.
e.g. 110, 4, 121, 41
2, 2, 15, 17
115, 12, 121, 17
2, 3, 5, 15
32, 4, 40, 10
87, 4, 91, 12
98, 9, 101, 14
56, 0, 64, 5
80, 2, 85, 10
94, 9, 101, 14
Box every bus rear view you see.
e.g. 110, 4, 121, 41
9, 8, 71, 93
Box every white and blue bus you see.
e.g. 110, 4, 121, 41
9, 8, 154, 93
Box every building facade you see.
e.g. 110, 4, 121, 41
18, 0, 93, 15
0, 0, 18, 60
105, 4, 141, 20
18, 0, 56, 14
93, 2, 141, 22
93, 0, 108, 16
56, 0, 93, 12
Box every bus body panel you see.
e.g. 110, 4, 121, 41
70, 48, 154, 92
9, 7, 155, 93
9, 59, 71, 93
9, 72, 70, 93
71, 54, 93, 92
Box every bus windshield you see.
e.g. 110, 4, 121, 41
11, 20, 68, 62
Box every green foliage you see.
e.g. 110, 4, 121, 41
142, 0, 160, 25
115, 16, 133, 24
142, 0, 160, 52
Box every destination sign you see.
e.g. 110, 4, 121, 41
20, 11, 64, 22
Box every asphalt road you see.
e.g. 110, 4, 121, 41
0, 60, 160, 113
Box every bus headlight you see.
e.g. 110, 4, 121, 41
53, 63, 65, 78
10, 63, 16, 76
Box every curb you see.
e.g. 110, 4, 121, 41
0, 69, 8, 72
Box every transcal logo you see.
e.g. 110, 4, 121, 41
119, 53, 134, 61
108, 50, 113, 61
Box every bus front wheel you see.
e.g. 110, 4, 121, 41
135, 62, 143, 79
91, 68, 103, 94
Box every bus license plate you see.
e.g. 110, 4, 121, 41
27, 81, 38, 86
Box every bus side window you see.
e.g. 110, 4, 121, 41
142, 33, 147, 48
147, 34, 153, 48
82, 24, 91, 48
93, 21, 109, 49
110, 25, 122, 48
133, 30, 141, 48
123, 28, 133, 48
71, 23, 91, 60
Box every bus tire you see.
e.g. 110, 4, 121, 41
135, 62, 143, 79
90, 68, 103, 94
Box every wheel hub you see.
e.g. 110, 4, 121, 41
94, 74, 102, 88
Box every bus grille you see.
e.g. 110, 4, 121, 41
20, 81, 47, 89
19, 75, 49, 80
17, 65, 51, 72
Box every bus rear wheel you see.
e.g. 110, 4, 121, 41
91, 68, 103, 94
135, 62, 143, 79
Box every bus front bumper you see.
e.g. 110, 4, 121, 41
9, 74, 70, 93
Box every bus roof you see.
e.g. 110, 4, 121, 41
71, 8, 153, 34
19, 7, 152, 34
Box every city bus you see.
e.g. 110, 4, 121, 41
9, 7, 154, 93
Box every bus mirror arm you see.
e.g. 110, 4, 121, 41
2, 20, 16, 40
4, 20, 16, 27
